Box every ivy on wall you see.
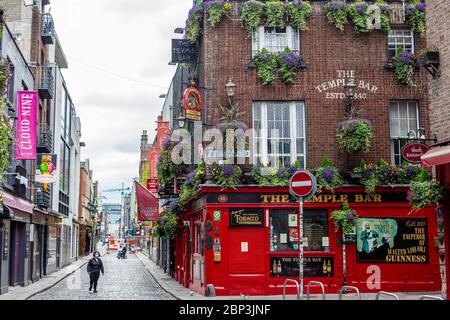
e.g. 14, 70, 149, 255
0, 60, 13, 187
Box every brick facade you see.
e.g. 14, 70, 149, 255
427, 0, 450, 142
199, 1, 430, 170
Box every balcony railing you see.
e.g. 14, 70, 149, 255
39, 67, 54, 99
42, 13, 55, 45
35, 188, 51, 209
37, 123, 53, 153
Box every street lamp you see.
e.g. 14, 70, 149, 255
225, 79, 236, 108
344, 78, 357, 117
176, 113, 186, 129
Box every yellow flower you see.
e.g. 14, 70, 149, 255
224, 3, 233, 11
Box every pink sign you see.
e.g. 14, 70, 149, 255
15, 91, 38, 160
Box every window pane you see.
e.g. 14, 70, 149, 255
304, 210, 329, 251
270, 210, 298, 252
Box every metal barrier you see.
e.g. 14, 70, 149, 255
419, 295, 444, 300
339, 286, 361, 300
375, 291, 400, 300
282, 279, 300, 300
306, 281, 326, 300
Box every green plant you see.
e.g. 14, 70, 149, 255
240, 0, 265, 34
253, 48, 279, 85
212, 164, 242, 189
336, 119, 373, 153
347, 2, 370, 33
264, 0, 286, 27
156, 141, 187, 186
278, 47, 304, 85
286, 1, 313, 31
405, 0, 426, 37
324, 1, 349, 32
314, 156, 343, 193
409, 170, 444, 210
331, 201, 358, 234
392, 46, 417, 86
205, 1, 232, 27
154, 211, 179, 238
187, 7, 204, 44
0, 61, 12, 185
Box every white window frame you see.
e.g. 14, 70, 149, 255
389, 100, 420, 164
252, 26, 300, 58
387, 29, 415, 60
252, 102, 306, 167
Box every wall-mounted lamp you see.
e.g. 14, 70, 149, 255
344, 78, 357, 117
176, 114, 186, 129
407, 128, 426, 140
225, 79, 236, 108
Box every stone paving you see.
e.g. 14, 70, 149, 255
29, 253, 175, 300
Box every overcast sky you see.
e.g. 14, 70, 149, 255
50, 0, 192, 203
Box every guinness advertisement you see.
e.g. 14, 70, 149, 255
208, 191, 409, 204
270, 256, 334, 277
229, 208, 264, 227
356, 218, 428, 264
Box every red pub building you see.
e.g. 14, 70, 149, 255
161, 0, 443, 296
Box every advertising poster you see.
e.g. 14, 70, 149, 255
356, 218, 428, 263
15, 91, 38, 160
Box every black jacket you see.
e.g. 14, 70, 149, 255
87, 257, 104, 274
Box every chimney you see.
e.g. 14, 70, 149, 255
141, 130, 148, 152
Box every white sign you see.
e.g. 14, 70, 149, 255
241, 242, 248, 252
322, 237, 330, 247
35, 174, 57, 184
288, 214, 298, 227
315, 70, 378, 100
280, 233, 287, 244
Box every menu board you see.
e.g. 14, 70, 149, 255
356, 218, 428, 263
270, 256, 334, 277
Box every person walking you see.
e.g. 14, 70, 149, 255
87, 251, 104, 293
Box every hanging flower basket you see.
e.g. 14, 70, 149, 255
336, 118, 373, 153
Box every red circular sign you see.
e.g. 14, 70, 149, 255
401, 143, 430, 164
289, 170, 316, 198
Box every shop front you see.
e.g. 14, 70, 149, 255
0, 192, 34, 290
31, 209, 48, 282
46, 214, 62, 274
177, 186, 441, 296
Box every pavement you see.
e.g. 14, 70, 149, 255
0, 245, 444, 300
135, 251, 444, 301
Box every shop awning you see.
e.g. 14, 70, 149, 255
422, 145, 450, 168
2, 192, 34, 214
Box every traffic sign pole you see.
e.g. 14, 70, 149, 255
299, 196, 304, 300
289, 170, 317, 301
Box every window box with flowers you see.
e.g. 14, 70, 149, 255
313, 156, 343, 193
204, 0, 233, 28
392, 48, 418, 86
405, 0, 427, 37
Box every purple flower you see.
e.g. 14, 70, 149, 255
416, 2, 426, 12
399, 50, 414, 65
362, 168, 375, 180
346, 212, 356, 223
405, 165, 420, 178
185, 171, 196, 186
322, 168, 334, 183
377, 4, 390, 14
161, 137, 172, 151
204, 0, 224, 10
355, 2, 368, 14
277, 167, 288, 178
246, 0, 263, 10
283, 52, 304, 69
326, 1, 346, 12
223, 166, 235, 178
405, 5, 416, 17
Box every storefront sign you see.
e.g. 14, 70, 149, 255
229, 208, 264, 227
356, 218, 428, 263
35, 154, 57, 184
171, 39, 197, 64
208, 192, 409, 204
3, 229, 9, 261
16, 91, 38, 160
213, 211, 221, 221
270, 256, 334, 277
146, 178, 158, 193
315, 70, 378, 100
183, 86, 203, 121
402, 143, 430, 164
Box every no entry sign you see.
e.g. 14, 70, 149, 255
289, 170, 317, 199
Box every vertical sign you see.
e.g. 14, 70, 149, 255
15, 91, 38, 160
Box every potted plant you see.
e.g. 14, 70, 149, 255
417, 47, 440, 67
392, 47, 417, 86
212, 164, 243, 189
204, 0, 233, 28
286, 0, 313, 31
332, 201, 358, 235
313, 156, 343, 193
240, 0, 265, 34
336, 118, 373, 153
409, 170, 444, 211
186, 6, 204, 44
323, 1, 349, 32
405, 0, 426, 37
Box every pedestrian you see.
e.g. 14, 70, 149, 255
87, 251, 104, 293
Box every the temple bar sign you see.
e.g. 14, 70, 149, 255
171, 39, 197, 63
316, 70, 378, 100
261, 193, 383, 204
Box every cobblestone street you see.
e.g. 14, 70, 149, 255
29, 253, 175, 300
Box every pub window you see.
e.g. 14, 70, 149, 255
270, 209, 329, 252
252, 26, 300, 57
253, 101, 306, 167
389, 100, 420, 165
387, 29, 414, 62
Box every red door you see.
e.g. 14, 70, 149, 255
228, 227, 266, 295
